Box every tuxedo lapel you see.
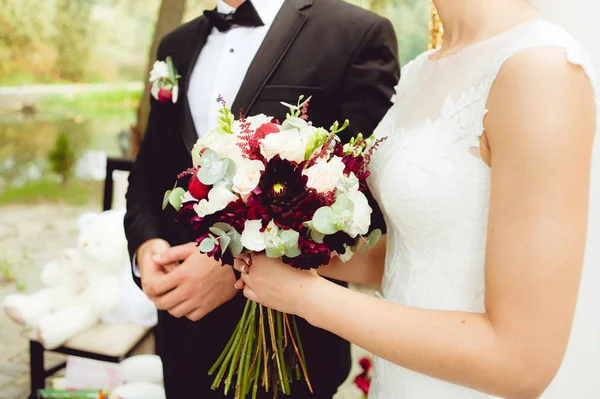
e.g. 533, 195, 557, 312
231, 0, 312, 116
181, 17, 213, 152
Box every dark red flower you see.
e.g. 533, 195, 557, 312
188, 173, 211, 200
158, 88, 172, 103
359, 357, 372, 373
354, 375, 370, 395
283, 236, 331, 269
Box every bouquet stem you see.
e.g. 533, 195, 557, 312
210, 300, 312, 398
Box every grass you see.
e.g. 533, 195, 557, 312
38, 89, 141, 120
0, 250, 30, 291
0, 179, 103, 207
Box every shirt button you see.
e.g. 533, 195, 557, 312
229, 48, 235, 53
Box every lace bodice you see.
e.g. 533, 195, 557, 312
367, 19, 599, 398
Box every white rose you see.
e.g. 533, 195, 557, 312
193, 183, 238, 218
241, 220, 266, 252
303, 156, 346, 193
149, 61, 169, 82
343, 190, 372, 237
245, 114, 275, 130
197, 129, 244, 164
260, 130, 306, 163
191, 139, 204, 167
233, 159, 265, 202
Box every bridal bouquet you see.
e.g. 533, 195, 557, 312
164, 96, 383, 398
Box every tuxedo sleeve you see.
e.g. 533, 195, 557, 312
124, 38, 173, 284
337, 17, 401, 233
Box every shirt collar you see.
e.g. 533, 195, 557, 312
216, 0, 284, 26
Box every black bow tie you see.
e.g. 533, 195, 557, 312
204, 1, 265, 33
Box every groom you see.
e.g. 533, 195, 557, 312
125, 0, 399, 397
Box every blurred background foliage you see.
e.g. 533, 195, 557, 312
0, 0, 429, 206
0, 0, 428, 86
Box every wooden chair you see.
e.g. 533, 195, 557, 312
28, 157, 155, 398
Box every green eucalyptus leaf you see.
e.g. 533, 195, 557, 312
214, 222, 234, 233
168, 187, 186, 211
366, 229, 382, 249
229, 234, 243, 256
350, 237, 361, 253
225, 159, 236, 182
312, 207, 338, 235
280, 230, 299, 248
199, 238, 216, 253
310, 229, 325, 244
209, 234, 219, 245
219, 235, 231, 254
284, 245, 301, 258
209, 227, 226, 237
162, 190, 172, 210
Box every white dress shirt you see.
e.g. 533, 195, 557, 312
188, 0, 285, 137
134, 0, 284, 277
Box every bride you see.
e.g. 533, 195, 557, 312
232, 0, 599, 397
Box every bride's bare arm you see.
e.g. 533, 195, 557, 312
317, 235, 386, 285
240, 48, 595, 399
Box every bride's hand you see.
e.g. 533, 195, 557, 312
233, 253, 320, 316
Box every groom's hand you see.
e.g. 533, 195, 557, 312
137, 238, 177, 299
150, 243, 238, 321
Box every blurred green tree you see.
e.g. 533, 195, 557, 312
48, 132, 77, 186
53, 0, 95, 81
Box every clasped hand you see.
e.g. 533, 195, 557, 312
139, 240, 238, 322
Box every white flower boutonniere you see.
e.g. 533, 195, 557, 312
149, 56, 181, 104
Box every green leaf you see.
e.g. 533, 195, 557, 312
310, 229, 325, 244
332, 194, 354, 214
266, 245, 285, 258
220, 235, 231, 254
350, 237, 361, 253
168, 187, 186, 211
199, 238, 216, 253
209, 227, 226, 236
225, 159, 236, 182
162, 190, 171, 210
280, 230, 299, 248
209, 234, 219, 245
312, 207, 338, 235
229, 234, 243, 257
214, 222, 234, 233
364, 229, 383, 251
284, 245, 301, 258
166, 56, 177, 83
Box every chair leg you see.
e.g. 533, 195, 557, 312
30, 340, 45, 395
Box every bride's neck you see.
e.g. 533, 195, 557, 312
433, 0, 539, 51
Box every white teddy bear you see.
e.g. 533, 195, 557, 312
2, 209, 156, 350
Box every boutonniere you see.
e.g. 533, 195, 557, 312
149, 56, 181, 104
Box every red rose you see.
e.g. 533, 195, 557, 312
188, 173, 211, 200
354, 374, 370, 395
255, 123, 280, 138
359, 357, 372, 373
158, 88, 172, 103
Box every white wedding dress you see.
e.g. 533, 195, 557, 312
368, 19, 600, 398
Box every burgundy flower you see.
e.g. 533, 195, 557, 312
158, 88, 172, 103
283, 236, 331, 269
354, 374, 370, 395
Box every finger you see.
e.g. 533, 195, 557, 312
233, 258, 250, 274
154, 286, 188, 311
153, 242, 197, 265
234, 279, 245, 290
150, 268, 184, 297
243, 286, 258, 302
186, 308, 209, 322
168, 299, 197, 319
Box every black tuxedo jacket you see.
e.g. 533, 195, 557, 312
125, 0, 399, 396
